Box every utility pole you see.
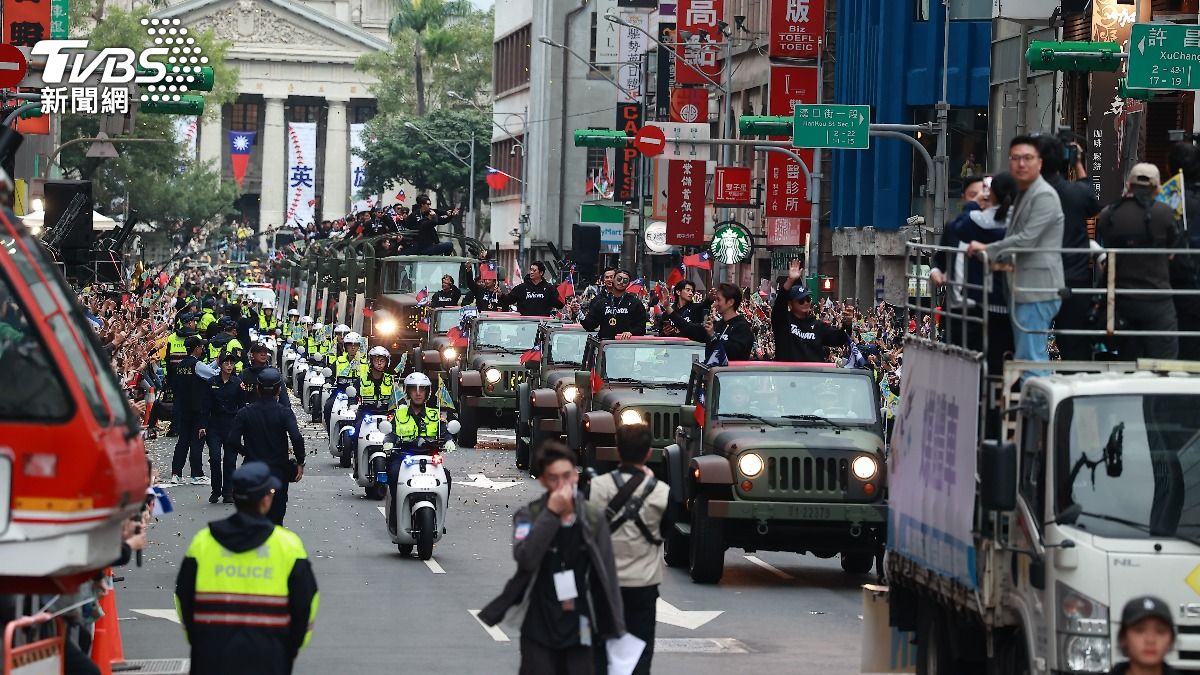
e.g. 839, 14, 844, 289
932, 0, 951, 237
716, 31, 734, 283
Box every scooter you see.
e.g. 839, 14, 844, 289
327, 385, 360, 468
352, 411, 393, 500
282, 345, 299, 381
382, 420, 460, 560
291, 351, 309, 393
300, 354, 326, 417
307, 366, 331, 423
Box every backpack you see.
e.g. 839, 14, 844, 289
604, 471, 662, 546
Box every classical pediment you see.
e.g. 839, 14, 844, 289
154, 0, 390, 58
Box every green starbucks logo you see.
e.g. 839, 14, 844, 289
709, 221, 752, 265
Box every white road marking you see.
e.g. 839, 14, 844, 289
424, 559, 446, 574
655, 598, 723, 630
376, 506, 386, 516
461, 473, 521, 491
743, 555, 795, 580
130, 609, 181, 624
468, 609, 510, 642
654, 638, 750, 654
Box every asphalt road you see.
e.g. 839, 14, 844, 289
117, 394, 872, 674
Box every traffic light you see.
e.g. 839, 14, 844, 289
139, 94, 205, 115
819, 276, 836, 294
573, 129, 630, 148
1025, 40, 1123, 72
1118, 78, 1152, 101
738, 115, 792, 137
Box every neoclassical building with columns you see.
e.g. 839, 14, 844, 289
151, 0, 392, 233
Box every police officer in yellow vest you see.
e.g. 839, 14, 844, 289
259, 304, 280, 333
175, 461, 319, 675
198, 298, 219, 336
303, 322, 329, 360
209, 318, 245, 373
358, 346, 398, 415
282, 309, 300, 341
322, 332, 367, 427
388, 371, 452, 495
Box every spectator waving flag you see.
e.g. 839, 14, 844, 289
520, 344, 542, 364
844, 334, 865, 369
148, 486, 174, 516
1158, 170, 1187, 219
683, 250, 713, 270
480, 259, 499, 281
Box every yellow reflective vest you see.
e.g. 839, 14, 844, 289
395, 404, 440, 441
357, 372, 395, 411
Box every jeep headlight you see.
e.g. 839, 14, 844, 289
1057, 583, 1111, 673
376, 319, 398, 335
561, 385, 579, 403
738, 452, 764, 478
485, 368, 502, 384
851, 456, 878, 480
443, 347, 458, 361
619, 409, 644, 426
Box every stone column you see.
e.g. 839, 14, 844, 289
322, 99, 349, 220
259, 96, 287, 241
198, 109, 222, 169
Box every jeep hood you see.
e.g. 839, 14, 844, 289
593, 387, 688, 411
707, 426, 884, 455
468, 353, 523, 370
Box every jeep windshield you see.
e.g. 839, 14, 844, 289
433, 308, 466, 333
1055, 394, 1200, 542
473, 320, 539, 353
384, 260, 463, 295
714, 371, 878, 424
550, 332, 587, 365
601, 343, 704, 384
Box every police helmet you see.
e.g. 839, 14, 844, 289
344, 331, 361, 345
257, 366, 284, 390
300, 315, 313, 324
368, 345, 391, 367
334, 323, 351, 334
313, 322, 324, 332
404, 372, 432, 389
288, 309, 301, 317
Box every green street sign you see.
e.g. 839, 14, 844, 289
792, 104, 870, 150
1128, 23, 1200, 90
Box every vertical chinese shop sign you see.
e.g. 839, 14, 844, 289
765, 65, 817, 243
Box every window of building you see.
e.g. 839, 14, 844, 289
585, 147, 608, 198
288, 103, 323, 123
493, 24, 531, 95
949, 0, 990, 20
352, 104, 376, 124
230, 101, 259, 131
588, 11, 615, 79
490, 136, 524, 198
909, 108, 989, 218
915, 0, 930, 21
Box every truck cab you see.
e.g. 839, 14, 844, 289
450, 312, 542, 447
560, 336, 704, 472
517, 322, 587, 472
372, 255, 480, 359
662, 361, 887, 584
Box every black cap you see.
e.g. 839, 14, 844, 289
1120, 596, 1175, 635
250, 341, 271, 353
218, 351, 239, 364
787, 286, 813, 303
256, 366, 283, 389
180, 312, 197, 323
231, 461, 281, 502
203, 297, 215, 309
184, 335, 206, 352
219, 317, 238, 330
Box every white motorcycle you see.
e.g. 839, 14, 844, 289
382, 420, 460, 560
327, 385, 360, 468
282, 345, 299, 382
291, 351, 309, 393
300, 354, 326, 418
352, 411, 394, 500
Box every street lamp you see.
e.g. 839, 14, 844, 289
403, 121, 477, 237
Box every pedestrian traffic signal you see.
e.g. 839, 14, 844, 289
573, 129, 630, 148
1118, 78, 1152, 101
1025, 40, 1123, 72
738, 116, 792, 137
139, 94, 205, 115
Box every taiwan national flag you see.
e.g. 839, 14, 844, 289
557, 266, 576, 304
415, 287, 430, 307
520, 344, 542, 364
480, 259, 499, 281
694, 389, 706, 427
485, 167, 510, 191
447, 326, 468, 347
229, 131, 256, 187
683, 250, 713, 270
667, 263, 686, 289
627, 277, 646, 296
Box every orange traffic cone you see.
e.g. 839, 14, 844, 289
90, 569, 127, 675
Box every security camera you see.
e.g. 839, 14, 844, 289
509, 146, 517, 156
905, 215, 925, 227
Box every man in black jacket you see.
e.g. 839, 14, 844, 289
405, 194, 460, 255
669, 282, 753, 363
170, 336, 210, 485
462, 261, 507, 312
430, 274, 462, 308
1168, 142, 1200, 358
200, 352, 244, 504
578, 270, 648, 340
500, 261, 565, 316
241, 342, 291, 407
656, 280, 710, 337
772, 261, 853, 362
225, 367, 306, 525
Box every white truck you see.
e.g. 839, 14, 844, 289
869, 244, 1200, 675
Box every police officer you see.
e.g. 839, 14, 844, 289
225, 368, 305, 525
499, 261, 565, 316
357, 346, 398, 415
198, 298, 220, 337
175, 462, 319, 675
258, 303, 280, 334
163, 312, 201, 436
323, 332, 367, 427
578, 269, 649, 340
210, 317, 246, 372
283, 309, 301, 342
170, 336, 210, 486
242, 342, 291, 406
200, 352, 243, 503
303, 322, 329, 358
325, 324, 353, 367
387, 372, 451, 508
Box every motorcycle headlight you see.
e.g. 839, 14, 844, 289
561, 385, 579, 403
738, 452, 764, 478
443, 347, 458, 361
485, 368, 502, 384
851, 456, 878, 480
1057, 583, 1111, 673
619, 409, 644, 426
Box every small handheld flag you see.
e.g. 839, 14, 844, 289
479, 260, 499, 281
148, 486, 174, 516
520, 344, 542, 364
683, 250, 713, 270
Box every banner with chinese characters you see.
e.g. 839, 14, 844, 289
286, 121, 317, 228
4, 0, 47, 46
676, 0, 723, 86
769, 0, 823, 59
349, 123, 378, 213
655, 22, 676, 120
765, 64, 816, 226
666, 159, 705, 245
172, 116, 198, 162
713, 166, 751, 206
1087, 0, 1140, 203
615, 102, 642, 202
617, 10, 652, 103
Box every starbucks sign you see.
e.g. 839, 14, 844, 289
709, 221, 753, 265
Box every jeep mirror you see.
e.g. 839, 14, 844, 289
680, 405, 698, 428
980, 440, 1017, 512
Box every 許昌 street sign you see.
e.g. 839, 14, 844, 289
792, 104, 870, 150
1128, 23, 1200, 90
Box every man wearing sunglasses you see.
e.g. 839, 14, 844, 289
578, 270, 648, 340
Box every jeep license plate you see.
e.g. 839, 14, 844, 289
409, 475, 438, 490
506, 371, 525, 389
783, 505, 832, 520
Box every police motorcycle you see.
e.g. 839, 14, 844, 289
351, 346, 403, 500
288, 316, 315, 391
324, 332, 367, 468
380, 373, 460, 560
317, 324, 354, 416
299, 323, 328, 406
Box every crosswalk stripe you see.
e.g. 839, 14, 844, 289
468, 610, 510, 642
743, 555, 795, 580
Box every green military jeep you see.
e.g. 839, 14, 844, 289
450, 312, 541, 447
561, 336, 704, 473
401, 306, 468, 379
661, 361, 887, 584
516, 322, 588, 472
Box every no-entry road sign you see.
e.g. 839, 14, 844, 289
634, 125, 667, 156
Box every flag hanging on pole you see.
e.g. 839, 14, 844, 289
229, 130, 256, 187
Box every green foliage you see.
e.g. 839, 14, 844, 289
359, 3, 492, 116
358, 108, 491, 237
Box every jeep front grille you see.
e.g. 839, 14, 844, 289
649, 411, 679, 444
766, 455, 849, 496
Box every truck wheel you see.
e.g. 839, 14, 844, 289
458, 404, 479, 448
663, 504, 690, 568
398, 544, 413, 557
916, 604, 955, 675
840, 553, 874, 575
689, 496, 725, 584
988, 629, 1030, 675
415, 508, 435, 560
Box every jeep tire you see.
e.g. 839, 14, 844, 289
840, 552, 874, 575
458, 402, 479, 448
689, 496, 725, 584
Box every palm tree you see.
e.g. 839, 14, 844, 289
388, 0, 473, 116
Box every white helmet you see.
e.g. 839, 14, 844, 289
344, 331, 361, 344
334, 323, 351, 334
368, 345, 390, 359
300, 315, 313, 324
288, 309, 300, 317
313, 322, 324, 331
404, 372, 432, 389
